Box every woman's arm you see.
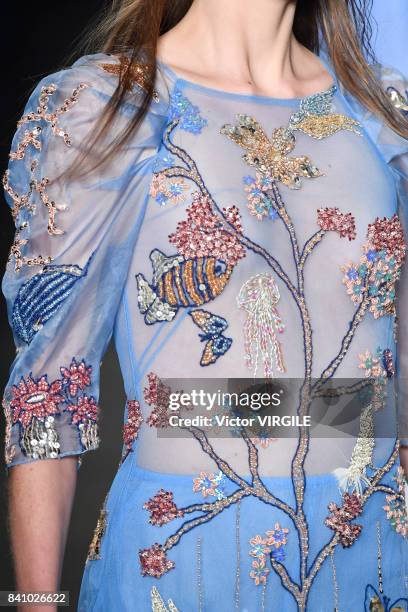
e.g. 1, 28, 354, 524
9, 458, 77, 612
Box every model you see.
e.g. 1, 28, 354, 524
3, 0, 408, 610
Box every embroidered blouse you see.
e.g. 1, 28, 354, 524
2, 53, 408, 485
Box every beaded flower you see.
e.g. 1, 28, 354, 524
193, 470, 226, 500
60, 358, 92, 397
317, 207, 356, 241
324, 492, 363, 548
11, 375, 64, 427
143, 489, 185, 526
342, 215, 406, 318
150, 173, 189, 206
249, 523, 289, 586
383, 467, 408, 538
169, 192, 245, 267
169, 89, 207, 134
139, 544, 175, 578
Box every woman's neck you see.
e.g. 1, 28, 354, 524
158, 0, 333, 98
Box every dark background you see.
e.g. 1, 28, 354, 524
0, 4, 125, 610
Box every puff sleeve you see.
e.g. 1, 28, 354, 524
2, 54, 167, 466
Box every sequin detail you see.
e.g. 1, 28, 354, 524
3, 169, 68, 236
6, 358, 99, 460
387, 86, 408, 113
383, 467, 408, 538
342, 215, 406, 318
150, 173, 189, 206
16, 82, 88, 148
139, 544, 175, 578
151, 586, 180, 612
243, 173, 279, 220
7, 223, 53, 273
193, 471, 227, 500
11, 375, 64, 427
12, 262, 88, 344
221, 116, 321, 190
317, 207, 356, 240
221, 86, 360, 189
144, 373, 173, 428
100, 56, 159, 101
20, 415, 60, 460
324, 492, 363, 548
136, 249, 233, 325
3, 400, 16, 464
123, 399, 143, 453
169, 193, 245, 266
144, 490, 185, 526
189, 309, 232, 366
60, 358, 92, 397
249, 523, 289, 586
169, 89, 207, 134
87, 500, 108, 561
237, 273, 285, 377
333, 404, 375, 494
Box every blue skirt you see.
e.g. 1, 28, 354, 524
78, 451, 408, 611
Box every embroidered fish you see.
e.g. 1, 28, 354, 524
136, 249, 233, 325
221, 115, 322, 189
12, 260, 90, 344
189, 309, 232, 366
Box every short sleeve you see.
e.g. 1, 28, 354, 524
2, 54, 168, 466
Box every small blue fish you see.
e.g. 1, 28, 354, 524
189, 309, 232, 366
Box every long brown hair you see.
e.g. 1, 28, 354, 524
75, 0, 408, 172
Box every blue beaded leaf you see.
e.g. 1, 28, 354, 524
12, 260, 90, 344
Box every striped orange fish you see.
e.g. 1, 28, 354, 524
136, 249, 233, 325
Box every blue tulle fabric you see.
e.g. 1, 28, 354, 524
2, 53, 408, 610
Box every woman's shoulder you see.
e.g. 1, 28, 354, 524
27, 52, 171, 120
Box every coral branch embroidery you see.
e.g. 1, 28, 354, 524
100, 56, 159, 102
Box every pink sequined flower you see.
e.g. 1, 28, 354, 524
143, 489, 184, 526
67, 395, 98, 425
169, 192, 246, 267
60, 358, 92, 397
123, 399, 143, 450
367, 214, 406, 263
317, 207, 356, 240
139, 543, 175, 577
325, 492, 363, 548
11, 375, 64, 427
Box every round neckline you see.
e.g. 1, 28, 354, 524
157, 54, 337, 106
